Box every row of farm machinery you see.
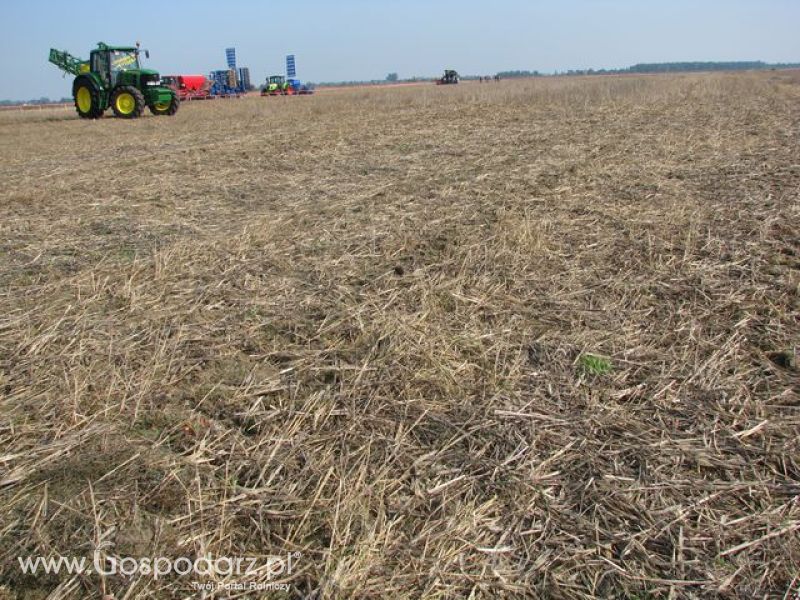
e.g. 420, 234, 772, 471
48, 43, 314, 119
48, 41, 459, 120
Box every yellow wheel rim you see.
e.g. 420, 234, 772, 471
154, 101, 170, 111
115, 92, 136, 115
76, 87, 92, 113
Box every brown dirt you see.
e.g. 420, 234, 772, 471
0, 72, 798, 599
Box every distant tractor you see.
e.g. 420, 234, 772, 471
437, 70, 460, 85
48, 42, 179, 119
261, 76, 315, 96
262, 75, 288, 96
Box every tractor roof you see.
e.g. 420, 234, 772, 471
95, 42, 138, 52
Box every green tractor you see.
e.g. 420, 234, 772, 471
261, 75, 288, 96
48, 42, 179, 119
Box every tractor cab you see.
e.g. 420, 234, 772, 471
270, 75, 286, 90
89, 43, 141, 87
89, 43, 161, 88
93, 48, 139, 85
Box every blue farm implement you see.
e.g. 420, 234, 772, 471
208, 48, 251, 97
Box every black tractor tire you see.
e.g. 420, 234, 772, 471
72, 76, 103, 119
149, 95, 180, 116
110, 86, 145, 119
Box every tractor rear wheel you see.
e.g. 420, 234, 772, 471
149, 95, 180, 116
73, 77, 103, 119
111, 86, 145, 119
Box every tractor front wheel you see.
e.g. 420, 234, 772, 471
149, 95, 180, 116
111, 86, 145, 119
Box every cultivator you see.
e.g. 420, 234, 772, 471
162, 75, 212, 101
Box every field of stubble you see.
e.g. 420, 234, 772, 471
0, 72, 799, 599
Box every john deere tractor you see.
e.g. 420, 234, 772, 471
48, 42, 179, 119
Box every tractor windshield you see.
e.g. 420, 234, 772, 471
109, 50, 139, 74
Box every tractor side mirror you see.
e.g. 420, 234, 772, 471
145, 50, 150, 59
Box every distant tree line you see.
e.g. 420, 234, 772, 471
496, 61, 800, 79
495, 70, 543, 78
627, 61, 799, 73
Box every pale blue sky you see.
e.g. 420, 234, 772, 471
1, 0, 799, 100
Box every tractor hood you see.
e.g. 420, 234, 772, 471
120, 68, 162, 82
115, 68, 168, 91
